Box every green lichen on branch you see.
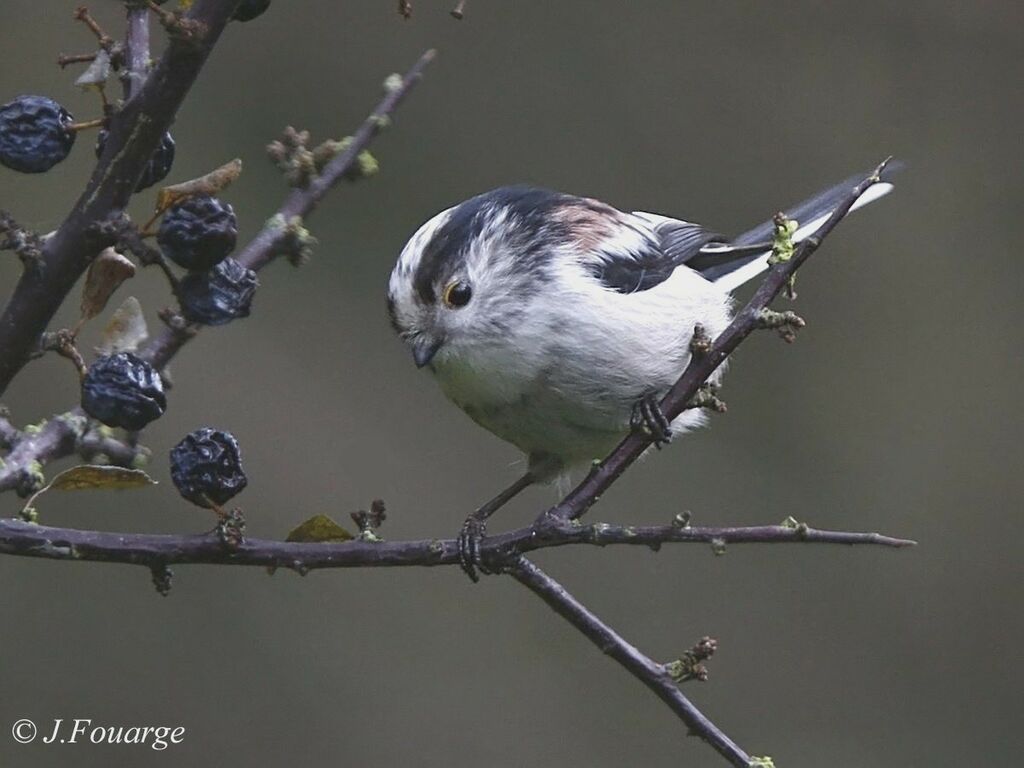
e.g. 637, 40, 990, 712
268, 128, 379, 188
266, 213, 318, 267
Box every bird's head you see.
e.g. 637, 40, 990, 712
386, 186, 577, 370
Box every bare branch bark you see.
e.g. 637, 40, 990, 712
508, 556, 751, 767
0, 0, 242, 396
0, 516, 913, 570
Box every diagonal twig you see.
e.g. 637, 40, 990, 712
507, 556, 752, 767
546, 159, 895, 525
141, 48, 436, 371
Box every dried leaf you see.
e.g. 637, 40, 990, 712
98, 296, 149, 355
22, 464, 156, 518
48, 465, 156, 492
285, 514, 354, 543
75, 49, 111, 91
156, 158, 242, 213
81, 248, 136, 322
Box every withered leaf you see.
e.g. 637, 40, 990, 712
74, 49, 111, 91
22, 465, 156, 518
285, 514, 354, 543
155, 158, 242, 213
81, 248, 136, 322
98, 296, 149, 355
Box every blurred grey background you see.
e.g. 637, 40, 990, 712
0, 1, 1021, 766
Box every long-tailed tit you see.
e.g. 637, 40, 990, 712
387, 165, 900, 579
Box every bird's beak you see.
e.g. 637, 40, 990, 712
412, 337, 443, 368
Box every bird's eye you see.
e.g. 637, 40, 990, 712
442, 281, 472, 309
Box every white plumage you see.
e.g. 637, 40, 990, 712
387, 174, 895, 482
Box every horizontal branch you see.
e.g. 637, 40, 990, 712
0, 516, 914, 571
0, 412, 142, 495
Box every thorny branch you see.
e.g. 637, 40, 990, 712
0, 49, 436, 495
0, 4, 909, 760
0, 0, 243, 396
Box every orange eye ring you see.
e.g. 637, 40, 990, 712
442, 281, 473, 309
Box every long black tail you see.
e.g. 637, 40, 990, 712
699, 160, 905, 290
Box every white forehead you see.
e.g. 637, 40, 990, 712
392, 206, 454, 281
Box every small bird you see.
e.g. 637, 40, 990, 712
387, 166, 899, 579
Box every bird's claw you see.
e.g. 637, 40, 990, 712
631, 393, 673, 448
458, 515, 490, 583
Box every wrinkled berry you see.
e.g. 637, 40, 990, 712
81, 352, 166, 431
233, 0, 270, 21
170, 428, 247, 508
0, 95, 75, 173
177, 257, 258, 326
96, 129, 175, 192
157, 195, 237, 271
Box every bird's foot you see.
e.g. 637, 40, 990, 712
458, 514, 491, 583
631, 392, 673, 448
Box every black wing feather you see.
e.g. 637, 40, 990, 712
592, 220, 724, 293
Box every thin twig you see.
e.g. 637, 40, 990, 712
141, 48, 436, 371
508, 557, 752, 766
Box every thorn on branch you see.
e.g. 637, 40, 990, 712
151, 563, 173, 596
757, 308, 806, 343
672, 510, 692, 529
450, 1, 467, 19
40, 329, 88, 379
74, 6, 114, 51
146, 2, 205, 43
664, 636, 718, 683
58, 51, 99, 68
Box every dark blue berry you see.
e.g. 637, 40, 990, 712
96, 129, 175, 192
81, 352, 166, 431
157, 195, 238, 271
233, 0, 270, 21
0, 95, 75, 173
170, 428, 247, 508
177, 258, 258, 326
